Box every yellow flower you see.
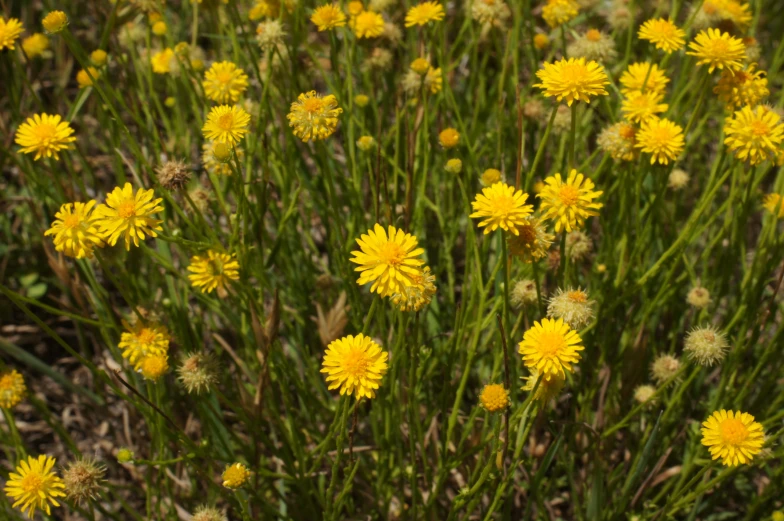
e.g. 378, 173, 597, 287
320, 334, 389, 399
152, 21, 167, 35
701, 410, 764, 466
203, 61, 249, 104
635, 117, 685, 165
0, 369, 26, 409
0, 17, 24, 50
151, 48, 175, 74
438, 127, 460, 148
714, 63, 769, 110
522, 369, 565, 403
637, 18, 685, 53
762, 193, 784, 219
42, 11, 68, 34
445, 158, 462, 173
14, 113, 76, 161
4, 455, 66, 518
202, 105, 251, 145
537, 170, 603, 233
139, 353, 169, 381
619, 62, 669, 95
405, 1, 445, 27
119, 322, 170, 369
77, 66, 100, 88
311, 4, 347, 31
533, 33, 549, 50
479, 384, 510, 412
507, 217, 554, 263
534, 57, 609, 106
356, 135, 376, 150
349, 224, 425, 296
469, 182, 533, 235
519, 317, 584, 378
425, 66, 443, 94
222, 463, 251, 489
202, 141, 244, 176
44, 200, 104, 259
410, 57, 430, 75
724, 105, 784, 166
22, 33, 50, 58
188, 250, 240, 295
390, 265, 437, 312
621, 90, 668, 124
687, 28, 746, 74
354, 93, 370, 107
597, 121, 638, 161
347, 1, 365, 16
542, 0, 578, 28
481, 168, 502, 186
91, 49, 108, 66
351, 10, 385, 38
94, 183, 164, 250
286, 91, 342, 142
249, 0, 281, 20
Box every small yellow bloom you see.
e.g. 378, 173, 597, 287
351, 10, 385, 38
724, 105, 784, 166
0, 17, 24, 50
0, 369, 26, 409
77, 66, 100, 88
311, 4, 347, 31
479, 384, 510, 412
481, 168, 502, 186
222, 463, 251, 489
445, 158, 462, 173
534, 57, 609, 106
139, 353, 170, 381
202, 141, 243, 176
637, 18, 685, 53
687, 28, 746, 74
542, 0, 578, 28
621, 90, 668, 124
762, 193, 784, 219
635, 117, 685, 165
522, 369, 565, 403
619, 62, 669, 95
519, 317, 584, 378
91, 49, 108, 66
152, 21, 167, 35
405, 1, 445, 27
4, 455, 66, 518
469, 182, 533, 235
22, 33, 50, 58
507, 217, 554, 263
188, 250, 241, 295
151, 48, 175, 74
701, 410, 764, 466
321, 334, 389, 399
533, 33, 549, 50
347, 1, 365, 16
14, 113, 76, 161
713, 63, 769, 110
119, 321, 170, 369
286, 91, 342, 142
438, 127, 460, 148
44, 200, 105, 259
350, 224, 426, 296
410, 57, 431, 75
203, 61, 249, 104
355, 94, 370, 107
94, 183, 164, 250
42, 11, 68, 34
356, 135, 376, 150
202, 105, 251, 145
390, 265, 437, 312
537, 170, 603, 233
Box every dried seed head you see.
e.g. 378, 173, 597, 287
633, 384, 656, 406
63, 457, 105, 505
156, 160, 192, 190
177, 352, 219, 395
684, 325, 729, 366
650, 354, 681, 385
686, 285, 712, 309
510, 279, 539, 309
192, 505, 228, 521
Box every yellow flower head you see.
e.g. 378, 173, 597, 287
534, 33, 549, 50
14, 113, 76, 161
724, 105, 784, 166
522, 369, 565, 403
151, 48, 176, 74
77, 67, 100, 88
621, 90, 668, 124
537, 170, 603, 233
469, 182, 533, 235
91, 49, 108, 66
222, 463, 251, 489
249, 0, 281, 20
701, 410, 764, 466
321, 333, 389, 399
139, 353, 169, 381
286, 91, 342, 142
424, 66, 443, 94
534, 57, 609, 106
22, 33, 50, 58
42, 11, 68, 34
355, 93, 370, 107
311, 4, 347, 31
202, 141, 244, 175
391, 265, 437, 312
188, 250, 240, 295
438, 128, 460, 148
637, 18, 685, 53
0, 17, 24, 50
119, 321, 170, 369
356, 135, 376, 150
203, 61, 249, 104
479, 384, 510, 412
635, 117, 685, 165
44, 200, 105, 259
349, 224, 425, 296
481, 168, 502, 186
597, 121, 638, 161
0, 369, 26, 409
714, 63, 769, 111
687, 28, 746, 74
94, 183, 164, 250
152, 21, 167, 35
619, 62, 669, 95
445, 158, 463, 173
348, 1, 365, 17
405, 1, 445, 27
519, 317, 584, 378
410, 57, 430, 75
351, 10, 385, 38
542, 0, 578, 28
202, 105, 251, 145
4, 455, 66, 518
507, 217, 554, 263
762, 193, 784, 219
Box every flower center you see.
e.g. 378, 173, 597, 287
719, 418, 748, 445
342, 349, 370, 378
537, 331, 566, 358
561, 63, 589, 86
34, 123, 57, 144
118, 201, 137, 219
567, 290, 587, 303
650, 128, 674, 147
557, 185, 580, 207
491, 194, 515, 214
137, 329, 157, 345
218, 113, 235, 130
750, 120, 770, 136
0, 375, 12, 391
21, 473, 44, 494
586, 29, 602, 42
518, 223, 537, 244
619, 124, 636, 140
63, 213, 82, 229
378, 241, 406, 266
303, 98, 325, 114
708, 39, 729, 56
208, 258, 225, 276
216, 71, 233, 84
